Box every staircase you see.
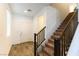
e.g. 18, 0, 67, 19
38, 11, 77, 56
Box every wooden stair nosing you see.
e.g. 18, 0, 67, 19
45, 43, 54, 49
56, 29, 64, 32
58, 27, 65, 29
48, 39, 54, 43
43, 47, 54, 56
51, 35, 61, 39
58, 12, 74, 31
54, 31, 63, 35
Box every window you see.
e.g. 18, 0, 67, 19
6, 10, 11, 37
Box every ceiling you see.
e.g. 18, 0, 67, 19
9, 3, 50, 17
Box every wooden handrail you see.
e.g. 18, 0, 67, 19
36, 26, 46, 35
34, 33, 37, 56
34, 26, 46, 56
61, 11, 77, 55
54, 10, 78, 56
63, 11, 76, 33
59, 11, 77, 38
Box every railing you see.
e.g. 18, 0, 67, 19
34, 26, 46, 56
54, 9, 78, 56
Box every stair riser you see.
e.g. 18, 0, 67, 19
45, 44, 54, 49
48, 40, 54, 44
43, 50, 50, 56
60, 24, 66, 27
52, 35, 61, 39
58, 27, 64, 29
56, 29, 64, 32
43, 50, 54, 56
54, 32, 62, 35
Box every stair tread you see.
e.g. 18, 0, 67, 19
43, 46, 54, 56
60, 24, 66, 27
38, 51, 48, 56
46, 42, 54, 48
52, 35, 61, 39
56, 29, 64, 32
57, 12, 74, 32
58, 26, 64, 29
48, 39, 54, 42
54, 31, 63, 35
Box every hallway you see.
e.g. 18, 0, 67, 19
0, 3, 77, 56
9, 41, 34, 56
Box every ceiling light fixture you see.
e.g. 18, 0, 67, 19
24, 9, 32, 13
24, 10, 28, 13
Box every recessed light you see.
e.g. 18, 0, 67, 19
24, 10, 28, 13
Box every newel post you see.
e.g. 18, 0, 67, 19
54, 39, 60, 56
34, 33, 37, 56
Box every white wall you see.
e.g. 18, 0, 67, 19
33, 7, 46, 33
12, 14, 33, 44
0, 4, 12, 55
33, 6, 62, 40
50, 3, 76, 21
46, 6, 61, 39
45, 4, 77, 39
50, 3, 70, 21
33, 7, 46, 44
33, 6, 63, 52
32, 4, 77, 53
